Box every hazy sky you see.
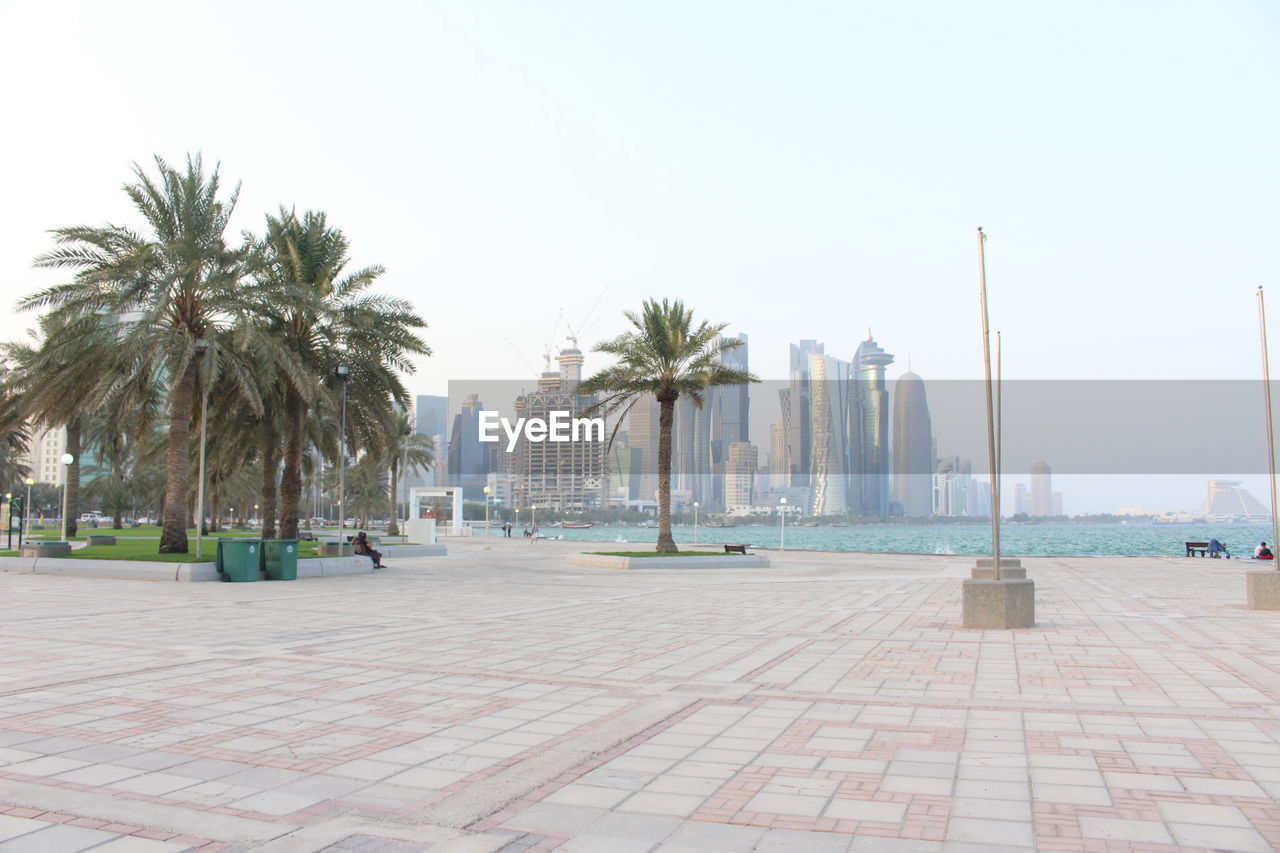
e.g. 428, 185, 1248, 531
2, 1, 1277, 511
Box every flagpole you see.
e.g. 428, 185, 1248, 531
978, 227, 1000, 579
1259, 286, 1279, 566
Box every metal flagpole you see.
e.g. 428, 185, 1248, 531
996, 330, 1002, 525
977, 227, 1001, 579
1258, 287, 1279, 566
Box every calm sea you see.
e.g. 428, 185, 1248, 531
523, 522, 1275, 558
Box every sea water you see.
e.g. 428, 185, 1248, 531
533, 522, 1274, 557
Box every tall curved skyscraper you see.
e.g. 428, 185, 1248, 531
891, 371, 933, 517
851, 335, 894, 517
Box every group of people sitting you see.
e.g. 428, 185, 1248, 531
1205, 539, 1274, 559
1210, 539, 1276, 559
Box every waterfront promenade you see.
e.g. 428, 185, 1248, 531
1, 541, 1279, 851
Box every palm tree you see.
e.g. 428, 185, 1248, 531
5, 312, 120, 538
249, 209, 428, 540
23, 154, 266, 552
578, 299, 757, 553
384, 412, 434, 536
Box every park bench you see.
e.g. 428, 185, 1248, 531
1186, 541, 1229, 558
723, 544, 750, 555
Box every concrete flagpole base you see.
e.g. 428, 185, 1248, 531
1246, 570, 1280, 610
971, 557, 1026, 579
962, 578, 1035, 628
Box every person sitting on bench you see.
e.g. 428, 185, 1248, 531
353, 531, 385, 568
1207, 538, 1226, 558
1256, 541, 1274, 560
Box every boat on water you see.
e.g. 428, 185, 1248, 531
560, 522, 594, 529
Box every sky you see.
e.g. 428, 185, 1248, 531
1, 1, 1277, 512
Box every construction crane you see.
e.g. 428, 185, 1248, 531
542, 307, 564, 373
566, 287, 608, 351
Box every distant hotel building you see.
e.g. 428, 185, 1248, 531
28, 425, 68, 486
1200, 479, 1269, 523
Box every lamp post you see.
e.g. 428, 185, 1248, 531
335, 364, 350, 550
483, 485, 492, 550
60, 453, 73, 541
194, 338, 210, 558
531, 505, 537, 533
24, 477, 34, 547
400, 424, 412, 545
253, 504, 259, 529
779, 496, 787, 550
693, 502, 699, 544
5, 493, 11, 550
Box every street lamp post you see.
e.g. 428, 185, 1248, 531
23, 477, 34, 548
779, 497, 788, 550
400, 424, 412, 545
531, 505, 537, 533
60, 453, 73, 541
693, 502, 699, 544
194, 338, 210, 558
335, 365, 350, 551
253, 504, 259, 529
483, 485, 492, 550
5, 493, 11, 550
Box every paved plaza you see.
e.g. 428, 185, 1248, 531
2, 540, 1280, 851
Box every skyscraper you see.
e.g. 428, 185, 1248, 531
725, 442, 758, 511
627, 395, 660, 502
411, 395, 448, 487
769, 421, 789, 489
447, 393, 488, 500
1029, 458, 1052, 516
807, 351, 852, 515
782, 340, 824, 491
709, 333, 749, 512
850, 333, 894, 517
891, 371, 933, 517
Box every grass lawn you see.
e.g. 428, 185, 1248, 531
589, 551, 733, 558
0, 539, 323, 563
26, 525, 278, 540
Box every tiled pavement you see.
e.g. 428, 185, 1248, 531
2, 541, 1280, 850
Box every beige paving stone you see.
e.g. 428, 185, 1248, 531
1079, 816, 1173, 844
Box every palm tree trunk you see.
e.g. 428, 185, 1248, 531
260, 417, 279, 540
278, 391, 305, 540
159, 359, 197, 553
656, 392, 677, 553
386, 460, 400, 537
65, 416, 82, 539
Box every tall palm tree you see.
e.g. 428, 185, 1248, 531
23, 154, 266, 552
250, 209, 428, 540
5, 312, 121, 538
384, 412, 434, 536
579, 299, 757, 553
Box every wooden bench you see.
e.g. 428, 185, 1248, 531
723, 544, 750, 555
1186, 541, 1229, 558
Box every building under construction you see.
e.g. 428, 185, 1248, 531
509, 347, 609, 512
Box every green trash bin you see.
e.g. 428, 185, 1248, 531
216, 538, 261, 582
262, 539, 298, 581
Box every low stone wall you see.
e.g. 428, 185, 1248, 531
0, 555, 374, 582
567, 553, 771, 570
86, 535, 117, 546
381, 544, 448, 557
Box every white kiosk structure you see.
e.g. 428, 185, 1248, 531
406, 487, 465, 543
